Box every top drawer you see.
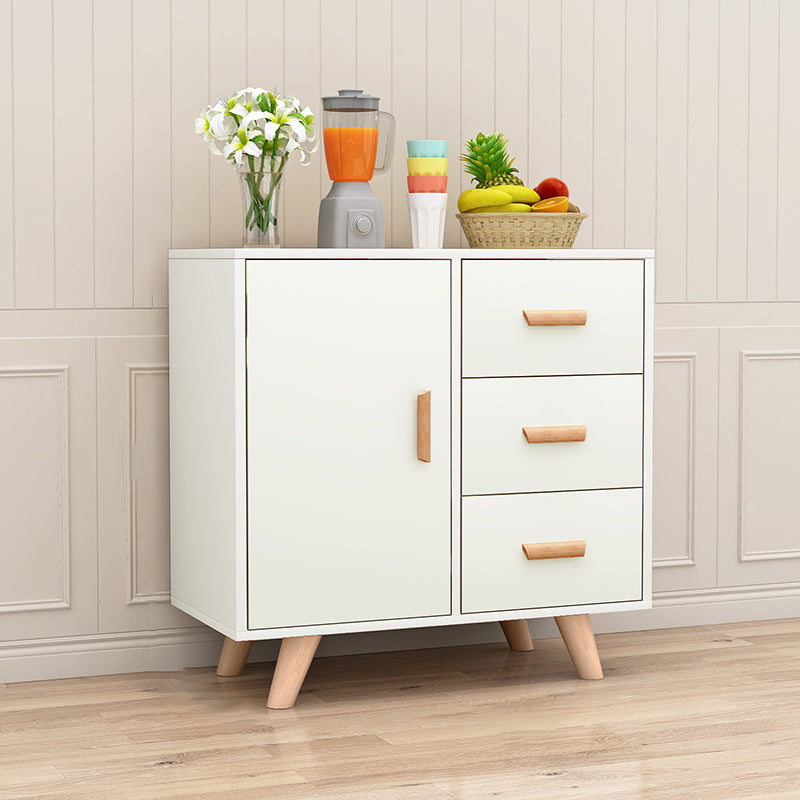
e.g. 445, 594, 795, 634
462, 259, 644, 377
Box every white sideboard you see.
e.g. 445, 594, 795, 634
168, 248, 654, 708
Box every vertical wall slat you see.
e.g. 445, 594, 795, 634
13, 0, 55, 309
358, 0, 393, 246
208, 0, 246, 248
94, 0, 133, 308
246, 0, 285, 232
529, 1, 562, 191
391, 0, 427, 248
171, 0, 210, 250
717, 0, 748, 301
0, 0, 13, 308
460, 0, 494, 211
593, 0, 626, 249
655, 0, 689, 301
53, 0, 93, 310
283, 0, 321, 247
686, 0, 719, 302
494, 0, 529, 189
747, 0, 779, 301
624, 0, 657, 251
132, 0, 171, 308
777, 0, 800, 299
319, 0, 356, 247
426, 0, 461, 247
561, 0, 594, 247
321, 0, 357, 95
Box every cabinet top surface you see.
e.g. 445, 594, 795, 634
169, 247, 655, 260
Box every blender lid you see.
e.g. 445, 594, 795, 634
321, 89, 380, 111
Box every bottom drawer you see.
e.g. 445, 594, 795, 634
461, 488, 643, 614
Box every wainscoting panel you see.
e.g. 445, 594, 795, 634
0, 337, 97, 641
97, 336, 198, 633
718, 326, 800, 587
652, 328, 718, 592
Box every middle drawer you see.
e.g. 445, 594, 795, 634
462, 375, 643, 495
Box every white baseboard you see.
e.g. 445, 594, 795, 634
2, 585, 800, 684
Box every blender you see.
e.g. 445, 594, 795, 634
317, 90, 395, 248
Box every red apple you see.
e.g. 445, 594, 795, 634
534, 177, 569, 199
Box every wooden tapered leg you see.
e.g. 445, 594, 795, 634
499, 619, 534, 651
554, 614, 603, 679
266, 635, 322, 709
216, 637, 253, 677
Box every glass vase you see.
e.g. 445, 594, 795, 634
237, 155, 286, 247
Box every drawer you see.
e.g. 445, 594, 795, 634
461, 489, 643, 613
462, 259, 644, 377
462, 375, 643, 495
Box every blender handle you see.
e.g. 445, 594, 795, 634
373, 111, 396, 176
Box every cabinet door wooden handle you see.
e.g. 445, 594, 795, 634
523, 309, 588, 326
522, 540, 587, 560
522, 425, 587, 443
417, 390, 431, 462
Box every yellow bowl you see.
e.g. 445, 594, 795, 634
407, 157, 447, 176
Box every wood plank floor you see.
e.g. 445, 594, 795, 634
2, 619, 800, 799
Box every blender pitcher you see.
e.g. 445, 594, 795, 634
317, 90, 395, 248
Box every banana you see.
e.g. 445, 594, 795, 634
457, 188, 513, 213
496, 185, 540, 204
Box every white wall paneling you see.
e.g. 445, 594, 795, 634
53, 0, 94, 310
392, 0, 427, 250
97, 335, 197, 633
0, 0, 12, 308
93, 0, 133, 308
2, 0, 800, 681
561, 0, 594, 249
282, 0, 320, 248
132, 0, 171, 309
426, 0, 461, 247
746, 0, 779, 302
208, 0, 247, 249
685, 0, 719, 302
12, 0, 54, 309
717, 0, 749, 302
0, 337, 97, 642
718, 327, 800, 588
652, 328, 718, 593
624, 0, 656, 252
777, 0, 800, 301
171, 0, 211, 251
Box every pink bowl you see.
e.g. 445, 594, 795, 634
407, 175, 448, 193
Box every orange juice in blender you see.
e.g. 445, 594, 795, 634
323, 126, 379, 182
318, 90, 395, 247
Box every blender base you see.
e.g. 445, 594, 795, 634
318, 182, 385, 248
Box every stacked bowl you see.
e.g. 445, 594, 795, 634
406, 140, 448, 248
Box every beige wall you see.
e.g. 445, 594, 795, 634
1, 0, 799, 681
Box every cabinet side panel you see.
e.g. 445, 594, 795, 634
169, 258, 241, 633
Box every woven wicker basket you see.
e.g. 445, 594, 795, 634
456, 211, 587, 249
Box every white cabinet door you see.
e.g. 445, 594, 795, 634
246, 259, 452, 629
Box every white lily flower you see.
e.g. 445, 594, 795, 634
194, 106, 224, 154
195, 89, 317, 171
210, 113, 237, 139
223, 125, 263, 164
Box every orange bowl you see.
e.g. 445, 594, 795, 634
407, 175, 448, 193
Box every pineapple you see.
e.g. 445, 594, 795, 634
460, 131, 524, 188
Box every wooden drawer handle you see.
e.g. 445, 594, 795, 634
417, 390, 431, 462
523, 309, 588, 326
523, 540, 587, 560
522, 425, 587, 443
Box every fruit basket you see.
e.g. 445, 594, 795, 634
456, 211, 588, 249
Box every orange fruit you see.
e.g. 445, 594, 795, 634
532, 196, 569, 213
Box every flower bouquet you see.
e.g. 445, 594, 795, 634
195, 89, 317, 246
